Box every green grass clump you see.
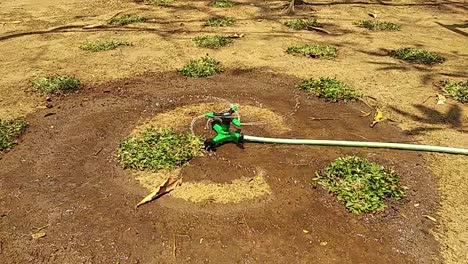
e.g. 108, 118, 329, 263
145, 0, 173, 6
442, 80, 468, 103
205, 17, 236, 27
316, 156, 406, 214
389, 48, 445, 64
212, 0, 234, 7
193, 35, 233, 48
298, 77, 360, 102
109, 14, 146, 26
80, 40, 131, 52
284, 18, 319, 30
177, 56, 224, 77
354, 20, 401, 31
0, 120, 28, 151
32, 76, 81, 94
117, 128, 203, 171
286, 44, 337, 59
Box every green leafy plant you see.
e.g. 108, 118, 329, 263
389, 48, 445, 64
205, 17, 236, 27
316, 156, 406, 214
442, 80, 468, 103
109, 14, 146, 26
0, 120, 28, 151
284, 18, 319, 30
212, 0, 234, 7
298, 77, 360, 102
117, 128, 203, 171
286, 44, 337, 59
32, 76, 81, 93
145, 0, 173, 6
354, 20, 401, 31
193, 35, 233, 48
80, 40, 131, 52
177, 56, 224, 77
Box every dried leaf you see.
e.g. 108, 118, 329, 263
136, 177, 183, 208
436, 94, 446, 105
227, 33, 244, 39
423, 214, 437, 222
360, 111, 371, 117
303, 230, 309, 234
320, 241, 328, 246
370, 110, 384, 127
31, 231, 46, 239
369, 13, 377, 18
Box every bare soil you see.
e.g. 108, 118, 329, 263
1, 71, 439, 263
1, 0, 467, 263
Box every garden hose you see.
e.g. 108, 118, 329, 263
243, 135, 468, 155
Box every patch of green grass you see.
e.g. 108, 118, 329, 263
298, 77, 360, 102
284, 18, 319, 30
442, 80, 468, 103
109, 14, 146, 26
117, 128, 203, 171
316, 156, 406, 214
145, 0, 173, 6
211, 0, 234, 8
177, 56, 224, 77
32, 76, 81, 94
80, 40, 131, 52
212, 0, 234, 7
205, 17, 236, 27
286, 44, 337, 59
389, 48, 445, 64
354, 20, 401, 31
193, 35, 233, 48
0, 120, 28, 151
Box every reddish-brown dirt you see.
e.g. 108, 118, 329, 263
0, 71, 439, 263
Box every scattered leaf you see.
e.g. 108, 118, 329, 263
303, 230, 309, 234
368, 13, 377, 18
227, 33, 244, 38
320, 241, 328, 246
414, 203, 420, 207
360, 111, 371, 117
423, 214, 437, 222
370, 110, 384, 127
136, 177, 183, 208
31, 231, 46, 239
436, 94, 446, 105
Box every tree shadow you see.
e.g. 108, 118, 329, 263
389, 104, 466, 135
435, 22, 468, 38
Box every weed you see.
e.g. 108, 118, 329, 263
442, 80, 468, 103
212, 0, 234, 7
0, 120, 28, 151
298, 77, 360, 102
117, 128, 203, 171
316, 156, 406, 214
32, 76, 81, 94
354, 20, 401, 31
286, 44, 337, 59
284, 18, 319, 30
389, 48, 445, 64
205, 17, 236, 27
193, 35, 233, 48
145, 0, 173, 6
177, 56, 224, 77
109, 14, 146, 26
80, 40, 131, 52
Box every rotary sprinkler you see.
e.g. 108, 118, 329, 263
203, 105, 243, 151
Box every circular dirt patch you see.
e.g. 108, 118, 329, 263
0, 70, 439, 263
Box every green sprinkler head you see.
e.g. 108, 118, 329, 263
203, 105, 243, 151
